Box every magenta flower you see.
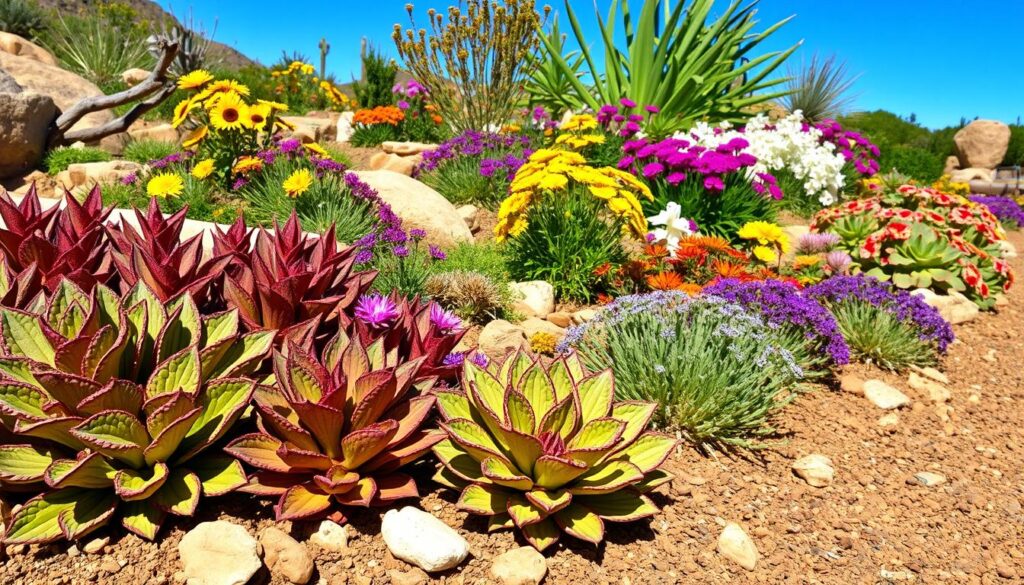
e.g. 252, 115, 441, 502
355, 294, 399, 329
620, 97, 637, 108
430, 303, 463, 333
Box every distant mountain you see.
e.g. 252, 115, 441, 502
33, 0, 260, 70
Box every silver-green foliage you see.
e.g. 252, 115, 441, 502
535, 0, 798, 131
561, 292, 803, 449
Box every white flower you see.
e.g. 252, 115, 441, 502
647, 202, 695, 251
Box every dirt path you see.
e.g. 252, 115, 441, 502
3, 235, 1023, 585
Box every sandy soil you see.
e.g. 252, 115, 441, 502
2, 233, 1023, 585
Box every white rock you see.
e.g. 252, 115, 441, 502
909, 365, 949, 385
478, 319, 527, 361
911, 288, 978, 325
510, 281, 555, 317
490, 546, 548, 585
863, 380, 911, 410
878, 413, 900, 428
178, 521, 261, 585
909, 472, 946, 487
907, 372, 950, 403
717, 522, 758, 571
260, 527, 314, 585
521, 317, 565, 341
308, 520, 348, 553
336, 111, 355, 142
351, 170, 473, 249
997, 239, 1017, 259
82, 536, 108, 554
381, 507, 469, 573
572, 309, 598, 324
791, 454, 834, 488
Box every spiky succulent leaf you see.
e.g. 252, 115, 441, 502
433, 350, 674, 551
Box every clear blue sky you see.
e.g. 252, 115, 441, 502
157, 0, 1024, 129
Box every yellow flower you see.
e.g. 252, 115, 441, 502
737, 221, 790, 253
210, 93, 249, 131
177, 70, 213, 90
232, 156, 263, 174
182, 125, 208, 150
191, 159, 215, 179
258, 99, 289, 112
560, 114, 598, 131
300, 63, 315, 75
172, 97, 198, 128
555, 133, 605, 150
303, 142, 329, 158
247, 103, 272, 131
147, 173, 184, 198
206, 79, 250, 96
752, 245, 778, 264
537, 173, 568, 191
282, 169, 314, 198
794, 254, 822, 269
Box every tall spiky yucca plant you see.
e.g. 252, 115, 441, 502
782, 54, 859, 123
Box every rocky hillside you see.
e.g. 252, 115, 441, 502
32, 0, 260, 70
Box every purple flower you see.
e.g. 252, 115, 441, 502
703, 176, 724, 191
430, 303, 463, 333
278, 138, 302, 154
392, 245, 409, 258
642, 162, 665, 178
969, 195, 1024, 228
620, 97, 637, 108
231, 177, 249, 190
824, 251, 852, 274
355, 294, 399, 329
470, 352, 490, 367
121, 172, 138, 185
443, 352, 466, 367
409, 228, 427, 240
397, 100, 410, 110
429, 245, 447, 260
645, 105, 660, 114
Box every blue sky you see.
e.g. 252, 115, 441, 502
157, 0, 1024, 129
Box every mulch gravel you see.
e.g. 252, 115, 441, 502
2, 232, 1023, 585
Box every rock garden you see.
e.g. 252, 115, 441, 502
0, 0, 1022, 584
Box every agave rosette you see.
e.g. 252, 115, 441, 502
0, 187, 114, 309
433, 350, 676, 551
225, 330, 444, 522
218, 212, 377, 341
0, 280, 273, 543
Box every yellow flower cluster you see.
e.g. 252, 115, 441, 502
172, 69, 290, 141
931, 174, 970, 196
271, 60, 351, 110
737, 221, 791, 264
494, 148, 653, 241
555, 114, 606, 151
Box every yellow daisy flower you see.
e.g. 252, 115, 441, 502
232, 156, 263, 174
282, 169, 314, 198
182, 125, 208, 150
177, 70, 213, 90
560, 114, 598, 131
303, 142, 329, 158
191, 159, 215, 179
206, 79, 251, 96
172, 97, 198, 128
752, 246, 779, 264
147, 173, 184, 198
246, 103, 272, 131
258, 99, 289, 112
210, 93, 249, 131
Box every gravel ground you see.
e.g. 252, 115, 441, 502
2, 232, 1023, 585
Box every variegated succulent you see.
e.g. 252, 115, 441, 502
225, 330, 444, 522
0, 186, 114, 309
433, 350, 676, 551
0, 280, 273, 543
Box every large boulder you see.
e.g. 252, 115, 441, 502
54, 160, 142, 194
351, 170, 473, 249
954, 120, 1011, 169
0, 32, 58, 66
0, 91, 58, 179
0, 68, 22, 93
0, 51, 114, 144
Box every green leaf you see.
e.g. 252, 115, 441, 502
204, 331, 273, 380
569, 460, 644, 495
190, 455, 248, 496
3, 488, 116, 544
43, 452, 116, 489
0, 444, 55, 483
121, 500, 166, 540
554, 503, 604, 544
176, 378, 254, 462
504, 391, 536, 435
158, 296, 202, 362
0, 381, 49, 419
151, 468, 202, 516
613, 433, 676, 474
610, 401, 658, 446
519, 363, 556, 421
480, 457, 533, 490
0, 357, 41, 387
0, 309, 55, 366
201, 311, 239, 346
520, 517, 559, 552
433, 439, 490, 484
533, 455, 588, 490
525, 489, 572, 515
71, 410, 149, 468
435, 389, 473, 421
224, 433, 290, 473
143, 406, 201, 465
457, 483, 509, 515
114, 462, 170, 501
577, 491, 658, 521
577, 370, 614, 423
506, 493, 545, 527
147, 346, 201, 397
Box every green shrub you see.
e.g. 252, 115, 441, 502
349, 124, 400, 147
423, 241, 517, 322
123, 140, 178, 164
507, 190, 626, 302
43, 146, 111, 174
40, 4, 155, 88
879, 144, 944, 183
371, 236, 443, 298
562, 292, 802, 449
352, 43, 397, 109
0, 0, 47, 40
1004, 125, 1024, 167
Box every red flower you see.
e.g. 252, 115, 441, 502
884, 222, 911, 240
961, 262, 982, 288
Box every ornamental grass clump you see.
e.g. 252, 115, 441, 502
702, 278, 850, 379
433, 350, 676, 551
0, 281, 272, 543
392, 0, 546, 131
224, 329, 446, 522
805, 274, 954, 370
560, 292, 803, 449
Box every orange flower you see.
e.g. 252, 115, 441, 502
593, 263, 612, 278
353, 105, 405, 126
597, 293, 614, 305
646, 271, 686, 291
643, 244, 668, 259
679, 283, 703, 296
713, 259, 749, 279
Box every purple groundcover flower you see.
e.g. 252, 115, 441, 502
413, 129, 534, 181
355, 294, 399, 329
969, 195, 1024, 228
805, 274, 954, 353
429, 245, 446, 260
121, 172, 138, 185
703, 278, 851, 366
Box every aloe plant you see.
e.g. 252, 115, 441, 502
225, 331, 444, 522
0, 281, 273, 543
867, 223, 966, 292
0, 186, 114, 309
218, 212, 377, 342
537, 0, 798, 130
433, 350, 676, 551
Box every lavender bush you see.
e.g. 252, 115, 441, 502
703, 278, 850, 378
806, 274, 954, 369
969, 195, 1024, 229
415, 130, 535, 206
560, 291, 803, 449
